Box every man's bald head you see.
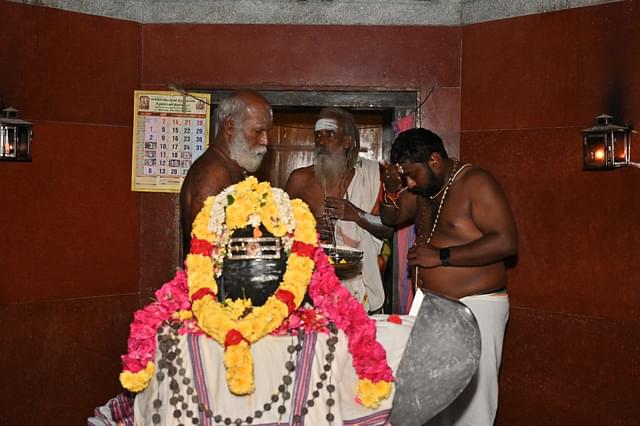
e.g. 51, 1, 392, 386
216, 90, 272, 134
217, 90, 273, 172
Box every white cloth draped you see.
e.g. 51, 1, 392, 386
133, 315, 414, 426
424, 292, 509, 426
334, 158, 384, 311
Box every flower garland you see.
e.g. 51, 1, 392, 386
309, 246, 394, 408
119, 176, 394, 409
119, 271, 196, 392
186, 176, 317, 395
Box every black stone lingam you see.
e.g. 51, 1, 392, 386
219, 226, 287, 307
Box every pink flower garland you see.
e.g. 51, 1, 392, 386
271, 307, 330, 336
120, 247, 394, 396
121, 271, 194, 374
308, 247, 394, 384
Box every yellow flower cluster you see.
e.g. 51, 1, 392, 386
356, 379, 393, 409
191, 196, 215, 242
221, 298, 253, 320
119, 361, 155, 393
172, 310, 193, 321
291, 199, 317, 245
224, 341, 255, 395
185, 177, 317, 395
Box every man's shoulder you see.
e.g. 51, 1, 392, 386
182, 152, 232, 196
286, 165, 318, 197
288, 165, 315, 180
459, 164, 502, 191
464, 165, 495, 179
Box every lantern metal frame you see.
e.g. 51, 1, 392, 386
581, 113, 631, 170
0, 107, 32, 162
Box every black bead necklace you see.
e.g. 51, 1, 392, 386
151, 320, 340, 425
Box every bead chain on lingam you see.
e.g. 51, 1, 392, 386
151, 321, 339, 426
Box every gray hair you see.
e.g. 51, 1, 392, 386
317, 107, 360, 168
215, 93, 248, 136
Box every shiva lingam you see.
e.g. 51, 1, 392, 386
219, 226, 287, 306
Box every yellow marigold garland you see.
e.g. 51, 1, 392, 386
356, 379, 393, 409
119, 176, 394, 409
185, 177, 317, 395
119, 361, 155, 393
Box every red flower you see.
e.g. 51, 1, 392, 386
291, 241, 315, 258
224, 329, 246, 348
275, 289, 296, 314
192, 287, 217, 302
190, 238, 213, 256
387, 314, 402, 325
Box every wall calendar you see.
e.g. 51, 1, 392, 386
131, 90, 211, 192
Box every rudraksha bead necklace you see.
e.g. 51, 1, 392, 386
151, 320, 340, 425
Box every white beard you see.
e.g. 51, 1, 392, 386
314, 147, 347, 190
229, 131, 267, 172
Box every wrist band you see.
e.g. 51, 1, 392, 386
382, 183, 406, 209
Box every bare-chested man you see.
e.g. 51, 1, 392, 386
285, 107, 393, 312
180, 90, 273, 255
380, 128, 517, 426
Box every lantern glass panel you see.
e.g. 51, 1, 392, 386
613, 132, 628, 163
1, 126, 17, 158
16, 126, 31, 158
584, 135, 606, 168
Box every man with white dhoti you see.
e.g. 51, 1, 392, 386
382, 128, 518, 425
285, 107, 393, 312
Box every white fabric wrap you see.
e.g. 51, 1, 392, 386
133, 316, 415, 425
425, 293, 510, 426
334, 158, 384, 311
314, 118, 339, 132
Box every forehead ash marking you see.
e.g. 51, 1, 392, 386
314, 118, 339, 132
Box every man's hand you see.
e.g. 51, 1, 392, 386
315, 215, 334, 243
382, 162, 405, 193
407, 243, 442, 268
324, 197, 362, 223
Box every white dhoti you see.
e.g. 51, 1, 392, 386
424, 292, 510, 426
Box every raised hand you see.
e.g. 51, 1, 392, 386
324, 197, 361, 223
315, 215, 335, 243
382, 161, 405, 193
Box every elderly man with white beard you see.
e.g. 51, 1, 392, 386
285, 107, 393, 312
180, 90, 273, 256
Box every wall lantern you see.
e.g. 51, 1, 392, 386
0, 107, 32, 162
581, 113, 630, 170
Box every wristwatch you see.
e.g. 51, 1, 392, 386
439, 247, 451, 266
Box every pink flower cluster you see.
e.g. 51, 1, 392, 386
308, 248, 394, 383
271, 307, 330, 336
119, 246, 393, 389
121, 271, 192, 373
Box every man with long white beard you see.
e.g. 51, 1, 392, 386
285, 107, 393, 312
180, 90, 273, 255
